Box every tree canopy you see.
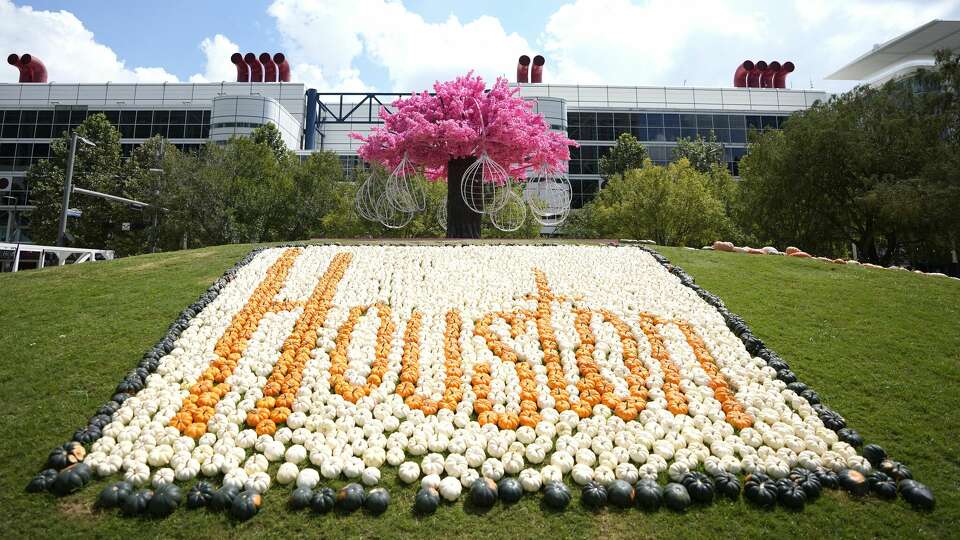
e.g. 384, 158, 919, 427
352, 72, 573, 180
674, 132, 725, 173
737, 51, 960, 266
599, 133, 648, 178
564, 159, 734, 246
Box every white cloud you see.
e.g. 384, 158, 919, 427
0, 0, 179, 83
188, 34, 241, 83
538, 0, 960, 92
267, 0, 530, 91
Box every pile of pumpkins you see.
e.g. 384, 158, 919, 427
25, 244, 937, 519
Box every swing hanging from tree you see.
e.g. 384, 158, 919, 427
351, 72, 576, 238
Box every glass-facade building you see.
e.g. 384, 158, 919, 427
1, 80, 826, 243
305, 84, 826, 210
0, 82, 305, 242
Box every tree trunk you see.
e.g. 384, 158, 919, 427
447, 157, 482, 239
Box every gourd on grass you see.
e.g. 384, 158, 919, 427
607, 479, 635, 508
364, 487, 390, 515
121, 489, 153, 517
336, 483, 365, 513
26, 469, 58, 493
96, 481, 133, 509
209, 486, 240, 512
497, 477, 523, 504
581, 481, 607, 510
186, 482, 215, 509
469, 478, 498, 509
289, 487, 313, 510
712, 473, 740, 500
230, 490, 262, 521
311, 487, 336, 514
542, 482, 571, 510
634, 480, 663, 511
148, 484, 182, 518
663, 483, 691, 512
838, 469, 869, 497
414, 487, 441, 514
681, 472, 714, 504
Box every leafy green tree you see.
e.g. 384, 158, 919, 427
738, 51, 959, 265
599, 133, 648, 178
25, 113, 147, 255
564, 159, 731, 246
251, 122, 290, 163
674, 131, 724, 173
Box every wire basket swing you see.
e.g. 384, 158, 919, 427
459, 97, 513, 215
385, 154, 427, 213
490, 190, 527, 232
522, 167, 572, 227
355, 167, 386, 222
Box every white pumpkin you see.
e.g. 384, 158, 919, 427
438, 476, 462, 501
277, 462, 299, 485
361, 467, 381, 486
296, 468, 320, 489
398, 461, 420, 484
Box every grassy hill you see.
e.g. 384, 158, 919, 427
1, 243, 957, 539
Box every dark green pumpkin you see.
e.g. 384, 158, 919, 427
209, 486, 240, 512
497, 477, 523, 504
289, 487, 314, 510
881, 460, 913, 481
744, 472, 771, 487
96, 481, 134, 509
336, 483, 365, 513
814, 468, 839, 489
862, 444, 886, 467
186, 482, 215, 509
581, 481, 608, 510
663, 483, 691, 512
868, 472, 897, 500
413, 487, 440, 514
900, 481, 935, 511
148, 484, 182, 518
837, 428, 863, 447
364, 487, 390, 515
230, 490, 262, 521
469, 477, 498, 509
51, 463, 91, 496
26, 469, 59, 493
47, 442, 86, 470
607, 479, 635, 508
789, 468, 821, 499
681, 472, 714, 504
838, 469, 869, 497
712, 473, 740, 500
542, 482, 571, 510
634, 479, 663, 511
744, 480, 777, 508
311, 487, 336, 514
778, 482, 807, 510
121, 489, 153, 516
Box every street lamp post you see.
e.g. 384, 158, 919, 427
56, 133, 96, 247
148, 168, 163, 253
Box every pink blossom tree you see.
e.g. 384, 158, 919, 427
352, 72, 574, 238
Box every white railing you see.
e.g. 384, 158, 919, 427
0, 242, 114, 272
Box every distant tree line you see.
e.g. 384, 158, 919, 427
24, 121, 537, 256
568, 50, 959, 269
24, 50, 959, 269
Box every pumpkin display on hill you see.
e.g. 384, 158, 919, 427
25, 244, 932, 519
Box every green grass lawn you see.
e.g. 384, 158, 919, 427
1, 243, 958, 539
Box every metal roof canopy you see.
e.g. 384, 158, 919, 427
825, 20, 960, 80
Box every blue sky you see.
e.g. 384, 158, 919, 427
3, 0, 959, 92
